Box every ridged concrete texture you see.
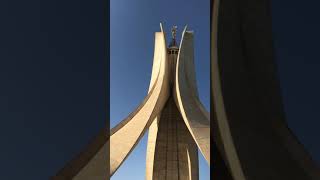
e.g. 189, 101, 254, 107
151, 97, 199, 180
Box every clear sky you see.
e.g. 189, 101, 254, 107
272, 0, 320, 164
110, 0, 210, 179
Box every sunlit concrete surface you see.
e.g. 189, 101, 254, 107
110, 24, 210, 180
174, 28, 210, 164
52, 23, 210, 180
109, 24, 170, 176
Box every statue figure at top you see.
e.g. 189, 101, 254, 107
169, 25, 178, 47
171, 25, 177, 40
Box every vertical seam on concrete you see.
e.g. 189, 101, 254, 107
175, 101, 180, 180
186, 148, 192, 180
165, 104, 168, 180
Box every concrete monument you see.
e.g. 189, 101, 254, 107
52, 24, 210, 180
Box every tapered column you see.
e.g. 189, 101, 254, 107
152, 97, 199, 180
147, 24, 201, 180
145, 23, 169, 180
109, 24, 170, 176
174, 28, 210, 164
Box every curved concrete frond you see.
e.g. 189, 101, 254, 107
147, 23, 200, 180
52, 24, 170, 180
109, 26, 170, 176
174, 26, 210, 164
212, 0, 320, 179
51, 129, 109, 180
211, 0, 246, 179
145, 23, 166, 180
73, 138, 109, 180
145, 116, 160, 180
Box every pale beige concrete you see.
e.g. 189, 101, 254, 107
174, 27, 210, 164
145, 24, 167, 180
73, 141, 109, 180
151, 97, 199, 180
146, 35, 201, 180
109, 24, 170, 177
145, 117, 160, 180
62, 24, 210, 180
69, 47, 170, 179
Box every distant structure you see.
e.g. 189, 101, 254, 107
52, 24, 210, 180
108, 24, 210, 180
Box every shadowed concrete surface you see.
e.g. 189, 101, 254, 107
211, 0, 320, 179
52, 24, 210, 180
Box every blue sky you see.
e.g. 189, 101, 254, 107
271, 0, 320, 164
110, 0, 210, 179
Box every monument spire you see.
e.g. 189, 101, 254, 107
169, 25, 178, 47
52, 24, 210, 180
